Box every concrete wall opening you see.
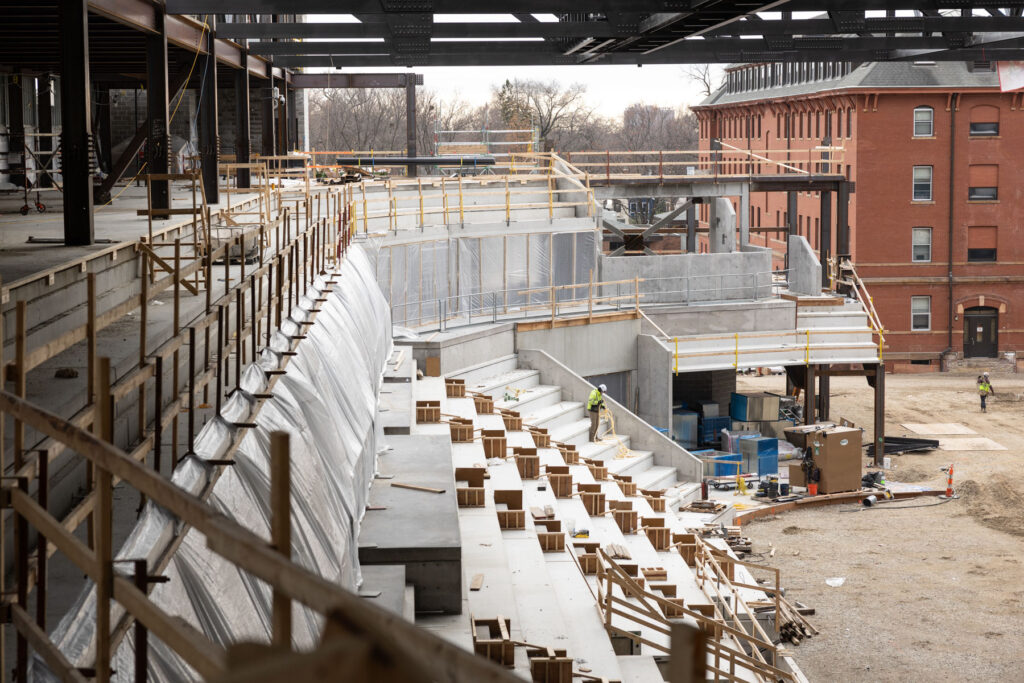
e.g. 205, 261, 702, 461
964, 306, 998, 358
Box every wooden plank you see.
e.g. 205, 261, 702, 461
470, 574, 485, 591
390, 482, 445, 494
10, 604, 88, 683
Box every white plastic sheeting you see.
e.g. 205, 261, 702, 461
372, 230, 599, 327
39, 247, 393, 681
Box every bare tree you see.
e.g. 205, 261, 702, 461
490, 79, 595, 150
684, 64, 719, 98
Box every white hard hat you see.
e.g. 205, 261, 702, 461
599, 384, 607, 392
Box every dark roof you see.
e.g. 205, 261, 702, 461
699, 61, 999, 107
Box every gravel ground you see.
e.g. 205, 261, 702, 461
735, 372, 1024, 682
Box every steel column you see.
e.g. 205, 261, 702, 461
685, 202, 696, 253
819, 190, 832, 289
873, 363, 885, 466
198, 17, 220, 204
287, 83, 298, 151
406, 77, 417, 178
234, 62, 251, 188
7, 76, 25, 187
817, 364, 830, 421
785, 190, 797, 271
837, 180, 850, 261
277, 78, 288, 154
803, 363, 815, 426
37, 75, 54, 189
97, 86, 113, 175
59, 0, 95, 246
146, 13, 171, 213
262, 77, 276, 156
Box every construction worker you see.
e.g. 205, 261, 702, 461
587, 384, 607, 441
978, 373, 994, 413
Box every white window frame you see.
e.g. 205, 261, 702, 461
913, 166, 933, 201
911, 296, 931, 331
913, 106, 934, 137
911, 227, 932, 262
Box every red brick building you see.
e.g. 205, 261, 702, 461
694, 60, 1024, 372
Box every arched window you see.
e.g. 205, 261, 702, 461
913, 106, 934, 137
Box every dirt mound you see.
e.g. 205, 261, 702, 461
957, 477, 1024, 538
890, 467, 937, 483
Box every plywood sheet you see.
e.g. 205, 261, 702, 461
902, 423, 976, 435
937, 437, 1006, 451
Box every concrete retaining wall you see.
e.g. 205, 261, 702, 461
788, 235, 822, 296
600, 251, 773, 304
519, 347, 702, 482
516, 317, 640, 378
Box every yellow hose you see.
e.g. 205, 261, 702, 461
599, 406, 633, 459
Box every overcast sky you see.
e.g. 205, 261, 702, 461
304, 14, 724, 117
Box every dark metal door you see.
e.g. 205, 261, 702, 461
964, 307, 998, 358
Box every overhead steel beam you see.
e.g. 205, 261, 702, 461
219, 20, 633, 40
289, 73, 422, 88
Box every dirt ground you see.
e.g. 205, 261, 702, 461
735, 371, 1024, 683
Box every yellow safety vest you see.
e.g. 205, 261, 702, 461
587, 389, 603, 411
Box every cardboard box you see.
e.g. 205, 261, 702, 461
788, 462, 806, 486
813, 427, 862, 494
783, 422, 837, 448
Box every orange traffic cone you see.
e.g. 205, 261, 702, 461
941, 464, 957, 499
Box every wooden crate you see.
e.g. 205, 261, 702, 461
644, 496, 666, 513
642, 567, 668, 582
581, 491, 606, 516
555, 442, 579, 465
613, 509, 638, 534
661, 597, 687, 618
586, 460, 608, 480
500, 409, 523, 431
497, 509, 526, 529
449, 418, 475, 443
482, 429, 507, 459
573, 541, 600, 574
529, 427, 551, 448
471, 616, 514, 667
445, 378, 466, 397
612, 474, 636, 497
495, 490, 525, 530
473, 393, 495, 414
673, 533, 699, 567
415, 400, 441, 423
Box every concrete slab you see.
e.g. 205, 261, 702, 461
902, 422, 976, 435
359, 564, 408, 619
937, 437, 1006, 451
360, 434, 462, 613
379, 383, 412, 435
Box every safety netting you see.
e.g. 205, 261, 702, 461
38, 247, 393, 681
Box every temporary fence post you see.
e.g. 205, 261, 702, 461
271, 431, 292, 649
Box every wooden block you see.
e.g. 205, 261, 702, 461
456, 488, 485, 507
470, 574, 485, 591
482, 430, 507, 459
586, 462, 607, 480
527, 650, 573, 683
445, 378, 466, 397
415, 400, 441, 423
449, 418, 475, 443
471, 616, 514, 667
578, 554, 598, 574
555, 442, 579, 465
391, 482, 445, 494
645, 496, 666, 513
425, 356, 441, 377
537, 532, 565, 552
497, 509, 526, 530
651, 583, 677, 597
473, 393, 495, 414
455, 467, 486, 488
515, 453, 540, 479
529, 427, 551, 448
548, 473, 572, 498
646, 526, 671, 550
661, 597, 687, 619
581, 492, 606, 517
536, 519, 562, 532
614, 477, 637, 497
605, 543, 632, 560
613, 509, 638, 534
609, 500, 633, 511
642, 517, 666, 528
494, 489, 523, 510
642, 567, 668, 582
577, 483, 602, 494
500, 409, 523, 431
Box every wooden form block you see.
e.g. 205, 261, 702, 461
673, 533, 698, 567
651, 583, 676, 597
527, 649, 573, 683
641, 488, 666, 512
473, 393, 495, 414
500, 408, 523, 431
573, 541, 600, 574
584, 458, 607, 480
554, 442, 579, 465
613, 508, 638, 534
689, 603, 718, 634
445, 378, 466, 398
471, 615, 514, 667
415, 400, 441, 423
643, 517, 670, 550
581, 491, 606, 517
536, 519, 565, 553
612, 474, 636, 497
529, 427, 551, 448
546, 465, 572, 498
710, 549, 735, 581
514, 447, 540, 479
495, 490, 526, 530
425, 356, 441, 377
661, 597, 687, 618
482, 429, 507, 459
455, 467, 486, 508
449, 417, 475, 443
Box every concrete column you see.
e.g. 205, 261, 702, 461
406, 77, 417, 178
59, 0, 94, 246
146, 14, 170, 211
708, 197, 735, 254
198, 17, 219, 204
234, 65, 251, 188
738, 184, 750, 247
37, 75, 54, 188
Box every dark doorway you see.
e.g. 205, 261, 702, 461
964, 307, 998, 358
